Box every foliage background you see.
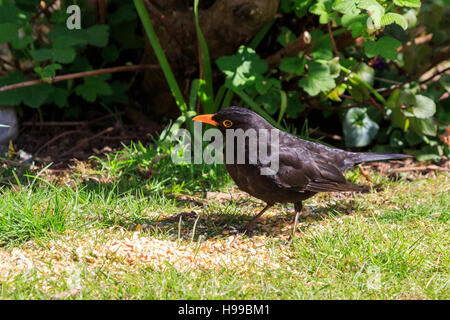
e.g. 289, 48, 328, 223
0, 0, 449, 161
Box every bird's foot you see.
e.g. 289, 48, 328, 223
238, 223, 254, 235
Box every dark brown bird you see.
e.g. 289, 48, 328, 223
193, 106, 411, 235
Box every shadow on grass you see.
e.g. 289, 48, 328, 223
92, 190, 359, 241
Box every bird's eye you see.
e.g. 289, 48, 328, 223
223, 120, 233, 128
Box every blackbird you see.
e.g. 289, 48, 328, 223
193, 106, 411, 235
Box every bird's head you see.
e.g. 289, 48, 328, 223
193, 106, 272, 132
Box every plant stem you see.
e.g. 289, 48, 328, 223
339, 65, 387, 105
231, 88, 283, 130
134, 0, 188, 113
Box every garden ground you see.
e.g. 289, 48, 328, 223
0, 145, 448, 299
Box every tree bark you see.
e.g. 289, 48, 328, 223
141, 0, 280, 117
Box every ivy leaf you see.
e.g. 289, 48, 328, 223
75, 77, 113, 102
401, 94, 436, 119
299, 62, 336, 96
381, 13, 408, 30
410, 118, 437, 136
277, 27, 297, 47
343, 107, 379, 147
363, 36, 401, 60
216, 46, 268, 89
279, 56, 306, 75
393, 0, 421, 8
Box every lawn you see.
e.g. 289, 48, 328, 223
0, 143, 448, 299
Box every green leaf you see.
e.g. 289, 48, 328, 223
286, 91, 305, 117
216, 46, 268, 89
29, 48, 53, 62
366, 4, 384, 29
53, 35, 87, 48
255, 91, 280, 115
277, 27, 297, 47
22, 84, 54, 108
342, 13, 368, 37
83, 25, 109, 47
286, 0, 314, 18
255, 78, 281, 95
416, 145, 441, 162
404, 130, 422, 146
333, 0, 361, 15
363, 36, 401, 60
102, 44, 119, 63
34, 63, 62, 79
0, 23, 18, 43
11, 34, 32, 49
75, 77, 113, 102
108, 4, 137, 25
343, 107, 379, 147
439, 74, 450, 93
53, 47, 77, 64
381, 13, 408, 30
30, 47, 77, 64
404, 94, 436, 119
0, 71, 27, 105
299, 62, 336, 96
279, 56, 306, 75
389, 130, 405, 148
310, 29, 333, 60
393, 0, 421, 8
100, 81, 129, 104
309, 0, 334, 24
410, 118, 437, 136
53, 87, 70, 107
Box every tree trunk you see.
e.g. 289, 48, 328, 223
140, 0, 280, 117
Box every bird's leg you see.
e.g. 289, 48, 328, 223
241, 203, 272, 233
290, 202, 303, 240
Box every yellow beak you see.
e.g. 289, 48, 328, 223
192, 114, 218, 126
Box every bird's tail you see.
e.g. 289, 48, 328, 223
351, 152, 412, 165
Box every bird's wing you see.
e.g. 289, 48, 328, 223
269, 147, 364, 193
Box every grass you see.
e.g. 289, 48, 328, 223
0, 142, 448, 299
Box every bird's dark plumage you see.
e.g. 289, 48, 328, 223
193, 106, 412, 235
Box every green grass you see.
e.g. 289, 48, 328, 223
0, 143, 448, 299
